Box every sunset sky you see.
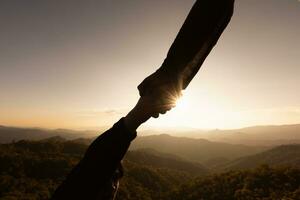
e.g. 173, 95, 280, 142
0, 0, 299, 130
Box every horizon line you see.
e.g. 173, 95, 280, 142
1, 122, 300, 132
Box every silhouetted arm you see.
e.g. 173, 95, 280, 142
51, 92, 174, 200
160, 0, 234, 84
138, 0, 234, 96
51, 118, 136, 199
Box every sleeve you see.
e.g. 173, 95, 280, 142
51, 118, 136, 200
163, 0, 234, 89
137, 0, 234, 96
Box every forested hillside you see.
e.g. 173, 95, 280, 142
130, 134, 266, 163
168, 165, 300, 200
220, 144, 300, 171
0, 139, 201, 200
2, 123, 300, 146
1, 139, 300, 200
125, 149, 208, 176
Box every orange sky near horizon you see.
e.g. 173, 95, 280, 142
0, 0, 300, 130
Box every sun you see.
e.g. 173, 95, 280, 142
174, 93, 189, 111
146, 89, 232, 129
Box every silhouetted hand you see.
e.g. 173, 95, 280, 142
124, 86, 179, 132
138, 68, 182, 98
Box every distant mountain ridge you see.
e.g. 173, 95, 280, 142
0, 125, 99, 143
172, 124, 300, 146
208, 124, 300, 145
1, 123, 300, 146
125, 148, 208, 176
1, 138, 299, 200
130, 134, 267, 163
220, 144, 300, 171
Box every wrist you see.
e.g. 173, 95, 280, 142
124, 106, 150, 132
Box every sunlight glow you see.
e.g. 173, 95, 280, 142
147, 89, 235, 129
175, 95, 188, 111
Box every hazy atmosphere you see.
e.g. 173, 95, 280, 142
1, 0, 300, 129
1, 1, 300, 200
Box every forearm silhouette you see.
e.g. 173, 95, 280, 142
138, 0, 234, 97
51, 0, 234, 199
51, 94, 174, 200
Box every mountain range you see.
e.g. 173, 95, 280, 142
174, 124, 300, 146
0, 125, 98, 143
1, 135, 299, 199
219, 144, 300, 171
130, 134, 267, 164
1, 123, 300, 146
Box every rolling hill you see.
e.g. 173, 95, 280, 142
0, 139, 205, 199
130, 134, 267, 164
197, 124, 300, 146
0, 126, 98, 143
220, 144, 300, 171
2, 123, 300, 147
1, 139, 299, 200
125, 148, 208, 176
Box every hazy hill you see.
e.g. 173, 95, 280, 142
2, 123, 300, 146
125, 149, 208, 176
0, 139, 207, 176
130, 134, 267, 164
168, 165, 300, 200
201, 124, 300, 146
0, 126, 98, 143
0, 139, 202, 200
220, 144, 300, 171
39, 136, 67, 143
1, 139, 299, 200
